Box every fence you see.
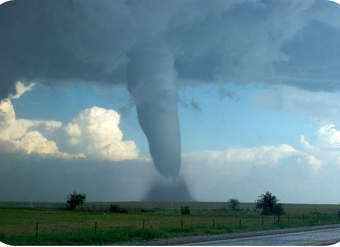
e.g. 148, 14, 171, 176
26, 213, 340, 240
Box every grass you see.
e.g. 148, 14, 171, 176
0, 202, 340, 245
2, 229, 167, 245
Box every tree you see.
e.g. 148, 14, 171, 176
181, 206, 190, 215
109, 204, 121, 213
67, 192, 86, 210
228, 198, 240, 211
272, 203, 285, 223
255, 191, 283, 216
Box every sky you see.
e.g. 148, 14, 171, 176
1, 0, 340, 204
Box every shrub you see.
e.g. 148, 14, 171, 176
109, 204, 128, 213
272, 204, 285, 216
272, 203, 285, 223
120, 208, 128, 213
227, 198, 240, 211
66, 192, 86, 210
181, 206, 190, 215
109, 204, 121, 213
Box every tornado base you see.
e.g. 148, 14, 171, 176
142, 179, 194, 201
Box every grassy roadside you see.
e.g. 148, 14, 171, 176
1, 202, 340, 245
2, 222, 340, 245
1, 228, 167, 245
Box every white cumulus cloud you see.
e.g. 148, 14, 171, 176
65, 107, 138, 161
302, 155, 322, 173
298, 125, 340, 169
300, 135, 315, 150
181, 143, 323, 201
318, 124, 340, 148
0, 82, 139, 161
183, 144, 320, 174
252, 85, 340, 172
0, 98, 82, 158
224, 144, 297, 165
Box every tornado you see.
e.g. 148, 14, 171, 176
127, 45, 181, 178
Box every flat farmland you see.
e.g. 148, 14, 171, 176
0, 201, 340, 245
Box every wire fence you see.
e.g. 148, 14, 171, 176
24, 213, 340, 239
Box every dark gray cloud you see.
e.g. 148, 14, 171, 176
2, 0, 339, 93
0, 148, 154, 201
1, 0, 340, 180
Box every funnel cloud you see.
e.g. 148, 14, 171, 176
1, 0, 340, 183
127, 46, 181, 178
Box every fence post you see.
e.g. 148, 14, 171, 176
212, 218, 215, 227
239, 218, 242, 227
273, 216, 276, 224
94, 222, 97, 233
35, 223, 39, 240
181, 216, 183, 229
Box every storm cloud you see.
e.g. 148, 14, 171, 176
1, 0, 340, 179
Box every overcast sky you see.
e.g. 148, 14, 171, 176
1, 0, 340, 203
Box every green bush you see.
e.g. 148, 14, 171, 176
180, 206, 190, 215
273, 204, 285, 216
227, 198, 240, 211
109, 204, 121, 213
109, 204, 128, 213
66, 192, 86, 210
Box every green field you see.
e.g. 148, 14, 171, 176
1, 201, 340, 245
